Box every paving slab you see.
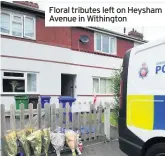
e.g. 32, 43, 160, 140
61, 141, 127, 156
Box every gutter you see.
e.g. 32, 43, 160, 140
1, 1, 45, 17
1, 1, 148, 44
81, 26, 148, 44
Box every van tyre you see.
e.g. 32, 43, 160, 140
145, 143, 165, 156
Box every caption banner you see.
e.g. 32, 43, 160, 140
45, 2, 165, 26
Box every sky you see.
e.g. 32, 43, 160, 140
37, 1, 165, 41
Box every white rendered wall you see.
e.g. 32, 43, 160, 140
1, 38, 122, 110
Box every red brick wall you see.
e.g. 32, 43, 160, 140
1, 17, 72, 49
36, 18, 71, 48
71, 27, 94, 53
1, 14, 134, 58
71, 27, 134, 58
117, 38, 134, 58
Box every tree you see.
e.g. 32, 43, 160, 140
109, 68, 122, 127
10, 80, 19, 92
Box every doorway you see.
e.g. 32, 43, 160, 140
61, 74, 77, 97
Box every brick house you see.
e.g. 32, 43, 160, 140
0, 1, 147, 110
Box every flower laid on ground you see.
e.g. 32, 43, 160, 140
27, 129, 42, 156
16, 128, 33, 156
3, 130, 17, 156
50, 131, 65, 156
42, 128, 51, 156
65, 130, 78, 156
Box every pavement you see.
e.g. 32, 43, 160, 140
60, 126, 127, 156
61, 140, 127, 156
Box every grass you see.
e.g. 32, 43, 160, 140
101, 111, 118, 128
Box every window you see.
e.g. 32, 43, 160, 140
93, 78, 99, 93
24, 16, 35, 38
2, 71, 38, 93
93, 77, 111, 94
0, 10, 35, 39
0, 12, 10, 34
12, 15, 23, 37
96, 34, 101, 51
27, 73, 37, 92
95, 33, 117, 55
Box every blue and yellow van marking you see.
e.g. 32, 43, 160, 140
127, 95, 165, 130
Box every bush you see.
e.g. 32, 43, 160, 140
109, 68, 122, 127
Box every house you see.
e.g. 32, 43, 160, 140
0, 1, 147, 110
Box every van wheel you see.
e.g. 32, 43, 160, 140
145, 143, 165, 156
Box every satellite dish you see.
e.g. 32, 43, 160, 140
79, 35, 89, 43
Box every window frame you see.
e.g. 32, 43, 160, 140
23, 15, 36, 40
11, 13, 24, 38
1, 70, 39, 94
94, 32, 117, 55
0, 11, 11, 36
92, 77, 112, 95
0, 9, 36, 40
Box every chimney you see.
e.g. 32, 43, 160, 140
128, 28, 144, 40
13, 1, 39, 9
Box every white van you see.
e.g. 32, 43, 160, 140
118, 38, 165, 156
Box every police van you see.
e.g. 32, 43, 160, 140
118, 38, 165, 156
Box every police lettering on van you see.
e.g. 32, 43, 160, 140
156, 61, 165, 74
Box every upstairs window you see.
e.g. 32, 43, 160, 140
1, 12, 10, 34
95, 33, 117, 55
24, 16, 35, 38
12, 15, 23, 37
0, 10, 36, 40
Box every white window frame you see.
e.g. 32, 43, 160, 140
0, 9, 36, 40
23, 15, 36, 40
92, 77, 112, 95
11, 13, 24, 38
94, 33, 117, 55
1, 71, 39, 94
0, 11, 11, 36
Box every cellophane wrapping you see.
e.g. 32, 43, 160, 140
3, 130, 18, 156
42, 128, 51, 156
65, 130, 77, 156
16, 128, 33, 156
26, 129, 42, 156
50, 131, 65, 156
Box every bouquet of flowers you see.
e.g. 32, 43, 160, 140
27, 129, 42, 156
3, 130, 18, 156
75, 131, 82, 155
16, 128, 33, 156
42, 128, 51, 156
50, 130, 65, 156
65, 130, 78, 156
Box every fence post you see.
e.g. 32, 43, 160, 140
28, 103, 33, 128
20, 103, 25, 129
59, 102, 64, 128
66, 102, 70, 130
1, 104, 6, 156
51, 103, 56, 131
37, 103, 42, 129
88, 101, 92, 141
10, 104, 16, 130
44, 103, 51, 128
104, 102, 111, 141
